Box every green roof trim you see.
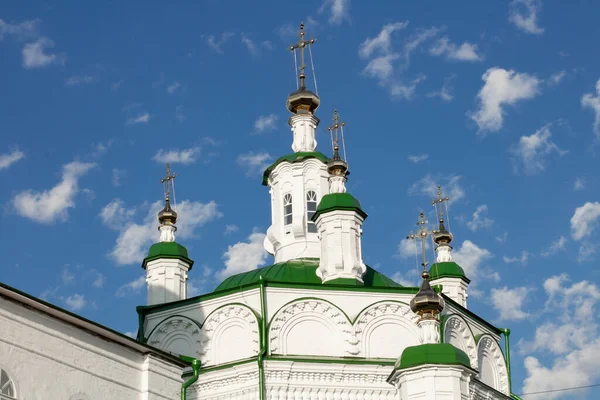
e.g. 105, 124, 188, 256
429, 262, 470, 283
394, 343, 471, 370
262, 151, 330, 185
214, 258, 402, 292
142, 242, 194, 271
312, 192, 367, 221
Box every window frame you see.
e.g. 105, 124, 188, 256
283, 193, 293, 226
0, 367, 17, 400
306, 190, 318, 233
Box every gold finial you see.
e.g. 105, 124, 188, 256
327, 109, 346, 161
431, 185, 450, 221
406, 211, 435, 270
289, 22, 317, 90
161, 163, 177, 202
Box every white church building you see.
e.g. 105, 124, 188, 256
0, 24, 518, 400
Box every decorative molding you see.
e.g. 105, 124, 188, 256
477, 335, 510, 395
147, 315, 205, 359
444, 315, 478, 368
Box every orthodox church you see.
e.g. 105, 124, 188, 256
0, 24, 517, 400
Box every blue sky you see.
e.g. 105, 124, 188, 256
1, 0, 599, 398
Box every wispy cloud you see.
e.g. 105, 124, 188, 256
125, 112, 150, 125
237, 151, 272, 176
254, 114, 278, 133
152, 147, 200, 165
574, 177, 585, 191
116, 275, 145, 297
224, 224, 239, 235
510, 124, 567, 175
13, 161, 95, 224
22, 37, 65, 69
111, 168, 126, 187
547, 70, 566, 87
167, 81, 182, 94
0, 18, 40, 41
65, 74, 95, 87
581, 79, 600, 138
541, 236, 567, 257
427, 74, 455, 102
469, 67, 541, 133
509, 0, 544, 35
429, 37, 482, 61
217, 230, 268, 279
503, 250, 529, 264
467, 205, 494, 231
407, 154, 429, 163
175, 105, 186, 122
64, 293, 86, 311
409, 174, 465, 202
207, 32, 235, 54
0, 149, 25, 170
319, 0, 351, 25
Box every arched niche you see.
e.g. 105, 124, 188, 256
477, 334, 510, 395
443, 314, 478, 369
147, 315, 203, 359
269, 299, 352, 357
353, 301, 421, 358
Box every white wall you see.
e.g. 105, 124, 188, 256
0, 298, 182, 400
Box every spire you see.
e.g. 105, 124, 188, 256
431, 185, 453, 263
327, 109, 349, 194
158, 163, 178, 242
286, 22, 320, 115
407, 212, 444, 319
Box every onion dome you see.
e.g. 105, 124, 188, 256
286, 87, 320, 115
433, 218, 453, 246
327, 145, 349, 177
410, 270, 445, 318
158, 198, 178, 226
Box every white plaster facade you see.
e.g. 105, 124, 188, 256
146, 258, 191, 306
0, 284, 185, 400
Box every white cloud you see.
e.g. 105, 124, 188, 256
22, 37, 65, 69
469, 67, 541, 133
578, 242, 598, 263
92, 271, 105, 288
409, 174, 465, 202
391, 269, 419, 287
0, 149, 25, 170
509, 0, 544, 35
125, 112, 150, 125
99, 199, 136, 230
240, 33, 267, 56
359, 22, 408, 59
491, 286, 531, 321
254, 114, 278, 133
207, 32, 235, 54
511, 124, 567, 175
237, 151, 272, 176
407, 154, 429, 163
115, 275, 146, 297
520, 274, 600, 399
547, 70, 566, 86
495, 232, 508, 244
13, 161, 95, 224
65, 75, 95, 86
152, 147, 200, 165
107, 200, 222, 265
319, 0, 350, 25
574, 177, 585, 191
217, 230, 268, 279
397, 237, 429, 260
61, 265, 75, 285
224, 224, 239, 235
541, 236, 567, 257
453, 240, 493, 281
64, 294, 86, 311
466, 205, 494, 231
167, 81, 182, 94
581, 79, 600, 138
427, 75, 455, 102
112, 168, 126, 187
570, 202, 600, 241
429, 37, 482, 61
0, 18, 39, 40
503, 250, 529, 264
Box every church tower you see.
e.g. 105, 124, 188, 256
263, 23, 330, 263
142, 164, 194, 305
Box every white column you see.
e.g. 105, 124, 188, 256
290, 114, 319, 152
146, 258, 190, 305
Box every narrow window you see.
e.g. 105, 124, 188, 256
283, 193, 293, 225
0, 369, 16, 400
307, 190, 318, 233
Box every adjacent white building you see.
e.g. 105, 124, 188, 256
0, 23, 519, 400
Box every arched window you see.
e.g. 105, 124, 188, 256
306, 191, 318, 233
283, 193, 293, 225
0, 368, 16, 400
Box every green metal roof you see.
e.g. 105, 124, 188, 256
394, 343, 471, 370
214, 258, 402, 292
429, 262, 470, 283
262, 152, 330, 185
312, 192, 367, 221
142, 242, 194, 270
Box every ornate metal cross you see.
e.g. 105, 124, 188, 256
327, 109, 345, 159
431, 185, 450, 220
289, 22, 316, 89
406, 211, 435, 270
160, 163, 177, 201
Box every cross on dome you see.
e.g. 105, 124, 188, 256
289, 22, 317, 90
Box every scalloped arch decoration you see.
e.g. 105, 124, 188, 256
477, 335, 510, 395
353, 301, 421, 358
444, 315, 478, 368
147, 315, 204, 359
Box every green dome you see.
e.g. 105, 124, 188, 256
142, 242, 194, 270
214, 258, 402, 292
429, 262, 470, 283
395, 343, 471, 370
312, 193, 367, 221
262, 152, 330, 186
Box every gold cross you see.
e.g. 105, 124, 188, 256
431, 185, 450, 220
289, 22, 316, 89
406, 211, 435, 270
160, 163, 177, 201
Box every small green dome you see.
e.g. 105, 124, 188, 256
429, 262, 470, 283
214, 258, 401, 292
312, 192, 367, 221
395, 343, 471, 370
142, 242, 194, 270
262, 152, 330, 185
